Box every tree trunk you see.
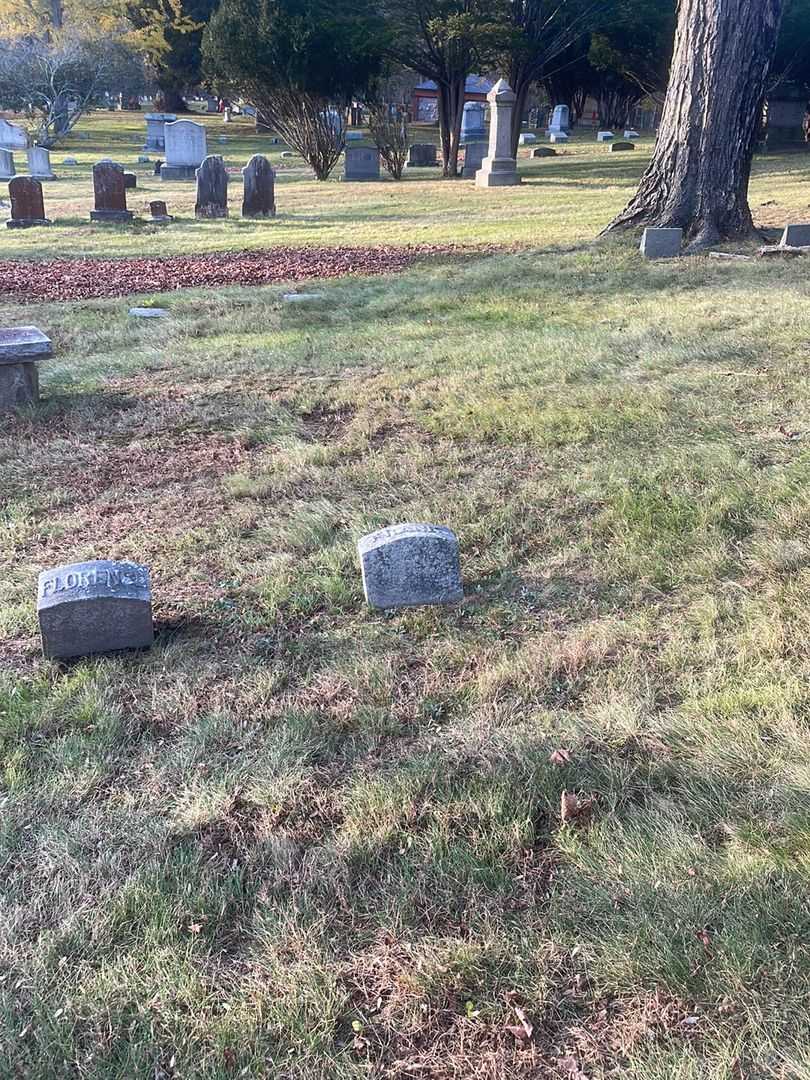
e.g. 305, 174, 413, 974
510, 75, 531, 158
604, 0, 785, 249
438, 76, 466, 177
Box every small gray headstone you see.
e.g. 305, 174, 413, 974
281, 151, 295, 159
37, 560, 154, 659
0, 326, 51, 412
195, 155, 228, 218
624, 129, 640, 140
129, 307, 169, 318
781, 223, 810, 247
406, 143, 438, 168
344, 147, 380, 181
640, 227, 683, 259
123, 171, 137, 189
0, 149, 14, 180
358, 523, 463, 610
549, 132, 568, 143
596, 131, 614, 142
138, 155, 151, 163
518, 133, 537, 145
609, 141, 635, 152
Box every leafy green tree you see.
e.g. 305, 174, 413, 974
125, 0, 217, 112
204, 0, 387, 178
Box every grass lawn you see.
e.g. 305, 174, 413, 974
4, 111, 810, 1078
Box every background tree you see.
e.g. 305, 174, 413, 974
124, 0, 216, 112
605, 0, 785, 248
383, 0, 509, 177
368, 101, 410, 179
204, 0, 386, 180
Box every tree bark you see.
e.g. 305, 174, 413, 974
604, 0, 785, 249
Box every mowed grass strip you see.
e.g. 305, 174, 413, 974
4, 171, 810, 1073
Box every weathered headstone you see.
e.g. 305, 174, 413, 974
596, 130, 614, 142
161, 119, 207, 180
143, 112, 176, 152
123, 171, 137, 189
624, 129, 640, 140
0, 149, 14, 181
532, 146, 557, 157
406, 143, 438, 168
27, 146, 56, 180
37, 560, 154, 659
781, 223, 810, 247
194, 155, 228, 218
462, 141, 487, 179
461, 101, 486, 140
518, 133, 537, 145
344, 147, 380, 181
358, 524, 463, 610
241, 154, 276, 217
90, 161, 133, 223
149, 199, 173, 224
0, 326, 51, 411
549, 132, 569, 144
609, 141, 635, 152
549, 104, 570, 134
0, 119, 27, 150
476, 79, 520, 188
640, 227, 683, 259
6, 176, 51, 229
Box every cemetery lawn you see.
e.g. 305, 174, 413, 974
6, 117, 810, 1079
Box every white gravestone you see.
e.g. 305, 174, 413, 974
549, 132, 569, 143
461, 102, 486, 140
0, 119, 28, 150
143, 112, 176, 152
0, 149, 14, 181
38, 560, 154, 659
596, 131, 614, 142
475, 79, 520, 188
358, 524, 463, 609
518, 133, 537, 145
549, 104, 570, 133
161, 120, 207, 180
624, 129, 640, 140
27, 146, 56, 180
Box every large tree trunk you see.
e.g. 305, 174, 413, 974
438, 76, 466, 177
604, 0, 785, 249
510, 74, 531, 159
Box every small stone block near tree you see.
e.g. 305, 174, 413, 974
37, 560, 154, 659
358, 524, 463, 610
610, 142, 636, 152
195, 156, 228, 218
0, 326, 51, 411
241, 155, 275, 218
640, 227, 683, 258
781, 224, 810, 247
7, 177, 51, 229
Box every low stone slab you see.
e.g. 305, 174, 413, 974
38, 560, 154, 659
549, 132, 569, 144
0, 326, 52, 361
609, 141, 635, 152
781, 223, 810, 247
518, 133, 537, 145
282, 292, 325, 303
358, 523, 463, 609
596, 131, 614, 142
640, 227, 683, 259
532, 146, 557, 157
406, 143, 438, 168
0, 326, 51, 412
129, 307, 169, 318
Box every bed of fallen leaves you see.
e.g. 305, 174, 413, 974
0, 244, 496, 302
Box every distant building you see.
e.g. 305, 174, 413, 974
411, 76, 494, 123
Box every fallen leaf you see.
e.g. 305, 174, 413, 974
560, 791, 595, 825
549, 748, 572, 766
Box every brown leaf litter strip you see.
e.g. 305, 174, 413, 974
0, 244, 501, 302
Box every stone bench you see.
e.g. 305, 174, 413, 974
0, 326, 51, 411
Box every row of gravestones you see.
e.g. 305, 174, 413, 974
0, 146, 56, 182
4, 156, 277, 229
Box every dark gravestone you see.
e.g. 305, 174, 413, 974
149, 199, 173, 224
406, 143, 438, 168
153, 159, 163, 176
241, 154, 276, 218
195, 155, 228, 218
38, 560, 154, 659
532, 146, 557, 158
90, 161, 133, 223
7, 176, 51, 229
0, 326, 51, 411
609, 141, 636, 152
123, 171, 137, 189
344, 147, 380, 181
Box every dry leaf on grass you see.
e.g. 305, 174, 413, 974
560, 791, 595, 825
549, 748, 572, 766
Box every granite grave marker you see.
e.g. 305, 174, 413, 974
195, 155, 228, 218
241, 154, 275, 218
90, 161, 133, 222
476, 80, 520, 188
161, 119, 207, 180
359, 524, 463, 609
0, 326, 51, 411
7, 176, 51, 228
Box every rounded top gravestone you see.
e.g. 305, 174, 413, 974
358, 523, 463, 609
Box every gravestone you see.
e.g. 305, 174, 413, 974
781, 223, 810, 247
461, 101, 486, 140
596, 130, 614, 142
153, 160, 163, 176
0, 149, 14, 180
609, 141, 635, 152
406, 143, 438, 168
143, 112, 176, 152
549, 104, 570, 134
27, 146, 56, 180
149, 199, 173, 224
161, 119, 207, 180
37, 560, 153, 659
624, 129, 640, 139
518, 133, 537, 145
532, 146, 557, 157
0, 119, 27, 150
344, 147, 380, 181
640, 227, 682, 259
476, 80, 520, 188
138, 155, 151, 163
358, 524, 463, 609
241, 155, 275, 218
462, 141, 486, 179
549, 131, 569, 143
0, 326, 51, 411
7, 176, 51, 228
123, 171, 137, 189
129, 307, 169, 318
90, 160, 133, 222
62, 157, 78, 165
345, 131, 363, 141
195, 155, 228, 218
